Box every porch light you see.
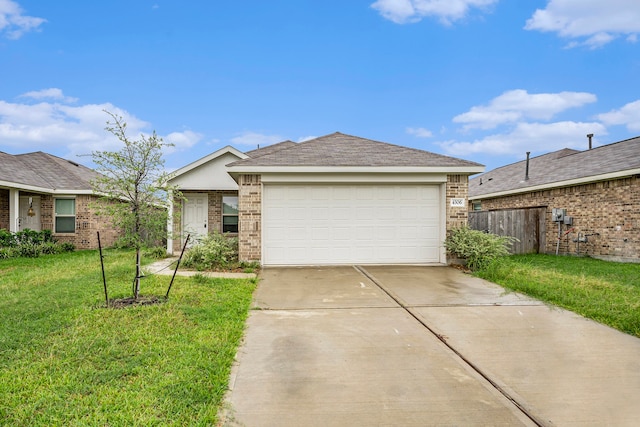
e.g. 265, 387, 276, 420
27, 197, 35, 217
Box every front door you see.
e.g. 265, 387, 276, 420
183, 194, 208, 244
18, 196, 41, 231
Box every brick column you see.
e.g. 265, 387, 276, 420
446, 174, 469, 232
238, 174, 262, 262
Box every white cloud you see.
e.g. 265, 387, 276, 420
597, 100, 640, 132
371, 0, 498, 25
406, 127, 433, 137
164, 130, 203, 154
439, 121, 607, 156
525, 0, 640, 48
19, 88, 78, 103
0, 0, 46, 39
453, 89, 597, 129
0, 92, 199, 163
230, 131, 283, 147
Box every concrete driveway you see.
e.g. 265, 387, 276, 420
222, 266, 640, 426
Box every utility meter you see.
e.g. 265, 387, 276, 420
552, 208, 566, 222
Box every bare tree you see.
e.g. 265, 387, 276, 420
91, 111, 177, 300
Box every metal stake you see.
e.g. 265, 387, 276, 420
165, 234, 190, 299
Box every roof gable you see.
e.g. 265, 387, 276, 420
227, 132, 483, 169
470, 136, 640, 199
170, 145, 247, 180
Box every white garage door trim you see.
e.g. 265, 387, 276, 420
262, 183, 444, 265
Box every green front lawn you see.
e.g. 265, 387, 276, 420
0, 250, 256, 426
477, 254, 640, 337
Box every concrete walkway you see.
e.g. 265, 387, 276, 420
144, 257, 257, 279
222, 266, 640, 427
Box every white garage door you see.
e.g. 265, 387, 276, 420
263, 184, 441, 265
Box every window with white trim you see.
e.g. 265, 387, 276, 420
222, 196, 238, 233
55, 198, 76, 233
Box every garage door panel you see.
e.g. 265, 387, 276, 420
263, 184, 441, 265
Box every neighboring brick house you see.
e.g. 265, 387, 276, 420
168, 132, 483, 265
468, 136, 640, 262
0, 151, 120, 249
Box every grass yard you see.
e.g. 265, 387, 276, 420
477, 254, 640, 337
0, 249, 257, 426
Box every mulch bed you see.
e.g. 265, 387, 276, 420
109, 295, 166, 309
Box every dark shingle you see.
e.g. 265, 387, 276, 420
229, 132, 483, 168
0, 151, 99, 191
244, 140, 297, 158
470, 136, 640, 198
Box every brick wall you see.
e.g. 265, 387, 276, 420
0, 189, 8, 230
474, 176, 640, 262
237, 175, 261, 262
446, 174, 469, 232
47, 195, 120, 249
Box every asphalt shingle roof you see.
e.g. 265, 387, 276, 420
229, 132, 483, 168
244, 140, 297, 158
469, 136, 640, 198
0, 151, 99, 191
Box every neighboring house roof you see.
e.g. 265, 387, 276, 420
469, 136, 640, 200
0, 151, 100, 193
227, 132, 484, 172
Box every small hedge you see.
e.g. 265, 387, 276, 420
0, 229, 75, 259
444, 226, 516, 271
182, 232, 239, 271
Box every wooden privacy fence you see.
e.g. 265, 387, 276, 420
469, 207, 546, 254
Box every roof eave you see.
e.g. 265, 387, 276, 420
469, 168, 640, 200
227, 165, 485, 176
0, 180, 95, 194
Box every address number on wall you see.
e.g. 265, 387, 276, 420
450, 198, 466, 207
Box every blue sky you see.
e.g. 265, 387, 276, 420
1, 0, 639, 173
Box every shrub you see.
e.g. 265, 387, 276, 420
39, 242, 60, 255
444, 226, 517, 271
60, 242, 76, 252
143, 246, 167, 259
17, 243, 40, 258
0, 230, 74, 258
0, 229, 15, 247
0, 247, 16, 259
182, 233, 239, 271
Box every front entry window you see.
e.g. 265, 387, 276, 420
222, 196, 238, 233
55, 198, 76, 233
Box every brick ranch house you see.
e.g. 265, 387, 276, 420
168, 132, 484, 265
468, 136, 640, 262
0, 151, 119, 249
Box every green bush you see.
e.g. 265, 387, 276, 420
0, 229, 75, 258
444, 226, 517, 271
0, 229, 15, 247
182, 233, 239, 271
17, 243, 41, 258
0, 247, 16, 259
60, 242, 76, 252
143, 246, 167, 259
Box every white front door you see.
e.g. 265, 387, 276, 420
18, 196, 41, 231
183, 194, 208, 243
